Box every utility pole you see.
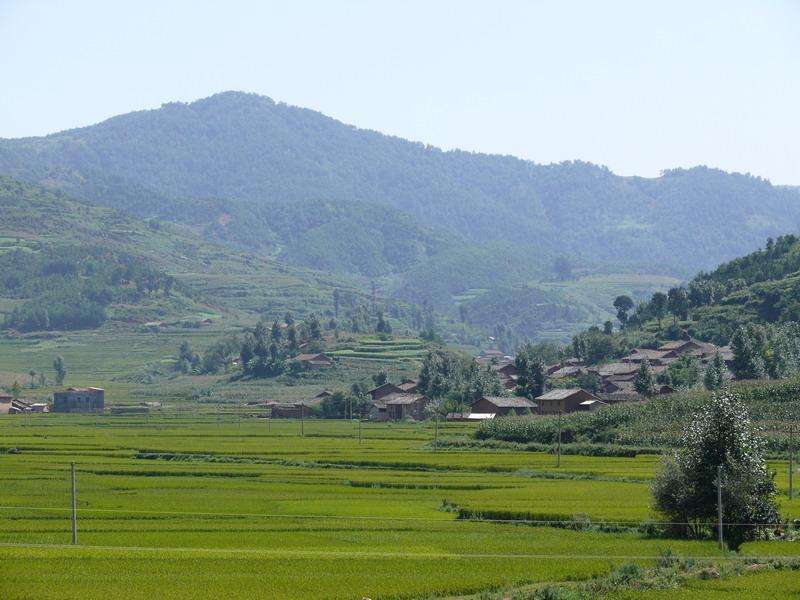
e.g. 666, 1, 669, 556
300, 403, 304, 437
556, 411, 562, 468
790, 425, 795, 500
434, 415, 439, 452
268, 407, 272, 433
70, 462, 78, 545
358, 416, 362, 444
717, 464, 724, 551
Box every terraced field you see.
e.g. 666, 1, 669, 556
0, 415, 798, 599
331, 337, 427, 362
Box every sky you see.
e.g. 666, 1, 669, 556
1, 0, 798, 184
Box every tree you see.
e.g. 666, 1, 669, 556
652, 391, 779, 548
10, 380, 21, 400
667, 287, 689, 324
37, 373, 46, 388
650, 292, 668, 328
515, 343, 545, 400
375, 311, 392, 335
53, 355, 67, 386
307, 313, 322, 340
661, 355, 700, 389
633, 360, 657, 397
417, 349, 464, 400
613, 295, 634, 329
28, 369, 36, 389
372, 371, 388, 387
332, 289, 340, 318
603, 320, 613, 335
553, 255, 573, 281
730, 325, 766, 380
703, 352, 727, 390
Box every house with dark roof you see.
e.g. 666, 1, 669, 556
291, 353, 333, 370
549, 365, 585, 379
396, 379, 419, 393
384, 394, 429, 420
621, 349, 676, 366
470, 396, 536, 417
535, 388, 603, 415
367, 383, 404, 402
53, 387, 104, 413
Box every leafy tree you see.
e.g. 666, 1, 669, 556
652, 391, 779, 548
633, 360, 657, 397
553, 255, 573, 281
603, 320, 613, 335
572, 327, 618, 364
613, 295, 634, 329
53, 355, 67, 386
650, 292, 668, 328
375, 311, 392, 334
306, 313, 322, 340
661, 355, 700, 389
667, 287, 689, 324
10, 381, 21, 400
372, 371, 388, 387
703, 353, 727, 390
28, 369, 36, 389
514, 343, 545, 400
730, 325, 766, 380
417, 349, 464, 399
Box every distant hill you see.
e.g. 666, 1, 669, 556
1, 91, 798, 282
0, 177, 362, 330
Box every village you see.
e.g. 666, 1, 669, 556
1, 337, 734, 422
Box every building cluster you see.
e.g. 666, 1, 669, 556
0, 386, 105, 415
546, 337, 733, 399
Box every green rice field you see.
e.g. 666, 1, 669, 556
0, 415, 798, 599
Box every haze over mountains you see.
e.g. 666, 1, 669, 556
1, 91, 798, 338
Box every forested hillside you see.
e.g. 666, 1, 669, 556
1, 91, 798, 281
0, 178, 364, 330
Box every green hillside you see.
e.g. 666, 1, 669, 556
0, 177, 362, 324
1, 91, 798, 281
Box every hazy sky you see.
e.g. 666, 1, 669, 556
1, 1, 798, 184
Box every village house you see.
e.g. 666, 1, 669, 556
0, 393, 12, 414
384, 393, 429, 420
621, 348, 676, 366
536, 388, 604, 415
367, 382, 404, 402
291, 353, 333, 370
396, 379, 419, 393
470, 395, 536, 417
548, 365, 585, 379
52, 387, 105, 414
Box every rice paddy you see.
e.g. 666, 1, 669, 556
0, 414, 798, 599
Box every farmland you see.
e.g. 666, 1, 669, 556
1, 414, 798, 599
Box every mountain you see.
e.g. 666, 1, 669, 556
1, 91, 798, 283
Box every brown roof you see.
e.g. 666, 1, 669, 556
397, 380, 419, 391
625, 349, 673, 361
480, 396, 536, 408
549, 366, 584, 379
384, 394, 427, 406
591, 362, 639, 377
536, 388, 599, 401
292, 353, 331, 362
